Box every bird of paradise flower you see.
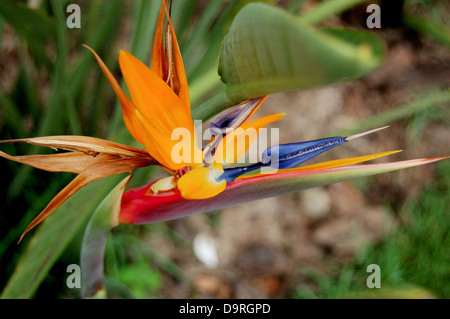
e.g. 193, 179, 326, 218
0, 0, 448, 255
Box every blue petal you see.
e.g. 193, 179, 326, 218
218, 136, 347, 182
261, 136, 347, 169
216, 127, 389, 182
209, 97, 264, 136
219, 163, 265, 183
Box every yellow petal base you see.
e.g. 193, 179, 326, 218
177, 167, 226, 200
149, 176, 176, 194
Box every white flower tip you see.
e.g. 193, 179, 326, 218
346, 125, 390, 141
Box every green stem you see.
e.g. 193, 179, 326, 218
329, 89, 450, 137
403, 13, 450, 47
298, 0, 367, 25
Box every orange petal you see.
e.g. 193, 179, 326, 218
118, 50, 199, 169
86, 46, 185, 168
150, 0, 190, 111
164, 5, 190, 111
119, 50, 193, 136
215, 113, 285, 164
151, 0, 167, 80
241, 95, 268, 126
241, 112, 285, 131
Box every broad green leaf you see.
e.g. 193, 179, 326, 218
218, 2, 384, 103
81, 175, 131, 298
320, 27, 385, 59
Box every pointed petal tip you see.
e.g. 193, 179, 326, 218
118, 49, 131, 62
17, 234, 25, 245
422, 154, 450, 162
346, 125, 390, 141
82, 44, 97, 56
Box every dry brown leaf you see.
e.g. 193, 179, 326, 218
18, 156, 152, 242
0, 151, 117, 174
0, 136, 152, 158
1, 135, 161, 242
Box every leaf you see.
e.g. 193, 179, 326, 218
218, 2, 384, 103
81, 175, 132, 298
18, 157, 152, 242
320, 27, 385, 59
0, 151, 114, 174
0, 135, 156, 241
120, 156, 449, 225
0, 136, 152, 158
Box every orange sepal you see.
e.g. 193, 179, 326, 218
151, 0, 190, 111
215, 113, 285, 164
237, 150, 403, 179
151, 0, 167, 80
